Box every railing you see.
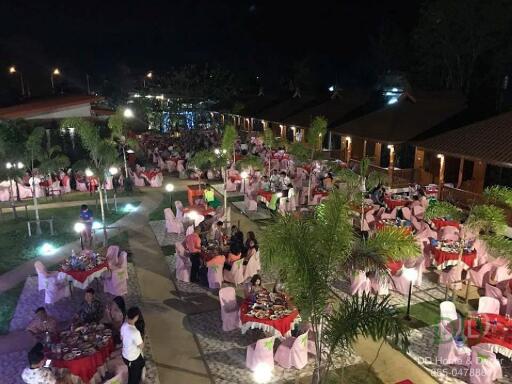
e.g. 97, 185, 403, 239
440, 186, 484, 208
348, 159, 414, 188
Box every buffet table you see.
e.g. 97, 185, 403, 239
432, 248, 477, 270
465, 313, 512, 358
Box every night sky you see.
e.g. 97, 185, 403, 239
0, 0, 420, 98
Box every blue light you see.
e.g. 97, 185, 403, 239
388, 97, 399, 105
392, 87, 398, 92
123, 203, 137, 212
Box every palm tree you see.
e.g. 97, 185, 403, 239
61, 118, 118, 246
189, 149, 218, 190
108, 108, 139, 179
261, 190, 414, 383
288, 116, 327, 205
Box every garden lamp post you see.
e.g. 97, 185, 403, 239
9, 66, 25, 96
50, 68, 60, 93
165, 183, 175, 205
109, 166, 119, 211
6, 161, 24, 203
143, 71, 153, 88
74, 222, 86, 250
241, 171, 248, 194
403, 268, 418, 321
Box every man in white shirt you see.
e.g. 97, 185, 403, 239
121, 307, 145, 384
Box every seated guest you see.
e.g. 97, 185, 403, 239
261, 176, 270, 191
230, 225, 244, 250
280, 172, 291, 191
225, 243, 243, 268
410, 194, 421, 208
77, 288, 104, 324
323, 172, 334, 190
103, 296, 126, 342
206, 253, 226, 267
244, 231, 259, 253
26, 307, 58, 337
211, 221, 225, 244
22, 347, 68, 384
245, 274, 263, 297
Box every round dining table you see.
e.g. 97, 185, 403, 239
431, 218, 460, 229
58, 262, 109, 290
431, 247, 477, 270
239, 298, 301, 338
464, 313, 512, 358
384, 196, 411, 210
52, 337, 114, 384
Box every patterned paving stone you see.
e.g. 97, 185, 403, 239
187, 309, 362, 384
149, 220, 185, 247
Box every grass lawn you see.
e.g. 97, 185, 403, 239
148, 190, 188, 221
0, 201, 139, 275
295, 362, 383, 384
398, 299, 445, 328
0, 284, 23, 334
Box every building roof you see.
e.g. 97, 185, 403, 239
413, 110, 512, 167
0, 95, 103, 119
331, 91, 466, 143
253, 96, 320, 123
283, 89, 371, 128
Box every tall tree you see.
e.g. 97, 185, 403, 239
414, 0, 512, 94
108, 108, 139, 178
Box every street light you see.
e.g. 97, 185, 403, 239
165, 183, 175, 204
6, 161, 24, 203
403, 268, 418, 321
123, 108, 134, 118
109, 166, 119, 211
85, 168, 94, 177
74, 222, 86, 250
241, 171, 248, 194
8, 66, 25, 96
50, 68, 61, 92
143, 71, 153, 88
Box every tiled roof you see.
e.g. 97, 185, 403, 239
0, 95, 103, 119
331, 91, 466, 143
283, 89, 371, 128
413, 110, 512, 167
253, 96, 320, 123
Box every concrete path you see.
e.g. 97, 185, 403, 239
125, 188, 214, 384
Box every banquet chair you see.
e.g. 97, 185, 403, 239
491, 264, 512, 283
477, 297, 500, 315
439, 264, 463, 291
206, 169, 215, 180
223, 259, 245, 286
401, 207, 412, 221
34, 261, 57, 291
131, 173, 145, 187
369, 273, 389, 295
164, 208, 184, 235
175, 201, 184, 221
104, 251, 128, 296
219, 287, 240, 331
157, 157, 166, 170
207, 259, 225, 289
76, 180, 88, 192
484, 283, 507, 313
225, 179, 238, 192
244, 253, 260, 280
473, 239, 490, 265
244, 195, 258, 212
150, 173, 163, 188
412, 205, 425, 221
469, 344, 502, 384
440, 301, 459, 324
274, 331, 309, 369
61, 175, 71, 193
246, 336, 275, 371
468, 263, 494, 288
437, 322, 471, 366
380, 207, 398, 220
106, 245, 120, 266
105, 354, 128, 384
103, 176, 113, 191
350, 271, 371, 296
45, 275, 71, 305
17, 183, 33, 199
439, 226, 460, 242
175, 242, 191, 283
185, 225, 195, 236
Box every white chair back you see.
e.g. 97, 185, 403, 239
477, 296, 500, 315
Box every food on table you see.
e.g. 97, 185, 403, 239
246, 289, 295, 320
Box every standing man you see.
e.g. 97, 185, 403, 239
121, 307, 145, 384
184, 226, 202, 283
79, 204, 93, 248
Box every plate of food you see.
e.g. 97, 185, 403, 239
254, 310, 269, 319
272, 305, 285, 311
63, 353, 75, 361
